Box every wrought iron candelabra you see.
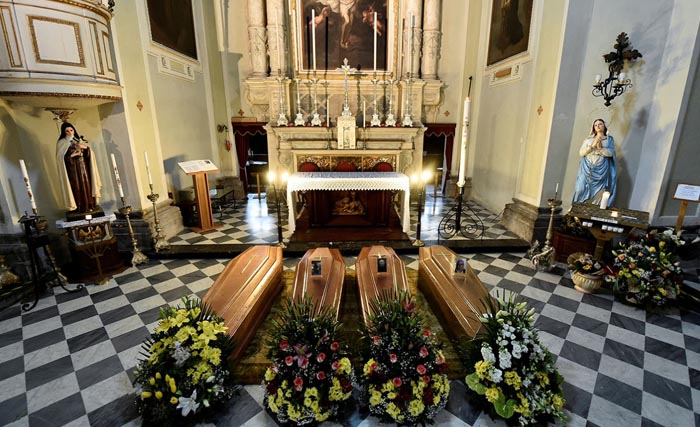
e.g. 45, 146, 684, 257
592, 32, 642, 106
437, 186, 484, 241
118, 198, 148, 266
147, 185, 170, 251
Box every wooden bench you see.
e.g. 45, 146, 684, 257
418, 246, 493, 339
356, 245, 409, 325
292, 247, 345, 319
202, 245, 283, 361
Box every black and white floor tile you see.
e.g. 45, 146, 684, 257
2, 193, 699, 426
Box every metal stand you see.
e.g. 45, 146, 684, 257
529, 198, 561, 270
402, 76, 413, 127
118, 198, 148, 266
147, 186, 170, 252
20, 213, 82, 312
268, 180, 287, 248
438, 185, 484, 240
412, 180, 426, 247
294, 78, 306, 126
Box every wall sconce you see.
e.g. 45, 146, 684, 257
592, 32, 642, 106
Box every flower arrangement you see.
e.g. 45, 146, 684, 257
461, 293, 566, 426
263, 297, 354, 425
607, 229, 685, 308
360, 290, 450, 426
133, 296, 236, 425
567, 252, 605, 275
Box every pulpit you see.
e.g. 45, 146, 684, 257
178, 160, 220, 232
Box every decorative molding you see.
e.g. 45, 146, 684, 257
28, 15, 85, 67
90, 20, 103, 75
1, 6, 22, 67
47, 0, 112, 21
156, 54, 195, 81
0, 91, 120, 100
101, 31, 113, 72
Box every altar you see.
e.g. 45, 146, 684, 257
286, 172, 411, 237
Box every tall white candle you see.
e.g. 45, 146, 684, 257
600, 191, 611, 210
363, 100, 366, 126
275, 8, 281, 73
373, 12, 377, 72
407, 15, 415, 77
144, 151, 153, 186
19, 159, 37, 210
311, 9, 317, 71
111, 154, 124, 198
457, 97, 470, 186
326, 98, 330, 126
554, 182, 559, 199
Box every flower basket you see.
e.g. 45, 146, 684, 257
360, 291, 450, 426
571, 271, 604, 294
132, 296, 236, 426
458, 293, 567, 426
607, 229, 685, 310
262, 297, 355, 426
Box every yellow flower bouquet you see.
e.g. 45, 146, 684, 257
263, 297, 355, 425
360, 291, 450, 426
461, 293, 566, 426
132, 296, 236, 425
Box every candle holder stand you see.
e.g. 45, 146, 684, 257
147, 186, 170, 252
437, 184, 484, 240
19, 213, 81, 312
412, 179, 427, 247
268, 179, 287, 248
119, 199, 148, 266
276, 72, 288, 126
310, 76, 322, 126
402, 76, 413, 127
294, 78, 305, 126
385, 79, 396, 127
529, 198, 561, 270
371, 74, 381, 126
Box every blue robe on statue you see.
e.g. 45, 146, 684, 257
572, 135, 617, 205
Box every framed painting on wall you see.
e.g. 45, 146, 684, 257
294, 0, 397, 75
486, 0, 534, 67
146, 0, 198, 60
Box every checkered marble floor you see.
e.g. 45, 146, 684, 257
168, 190, 519, 246
2, 250, 700, 426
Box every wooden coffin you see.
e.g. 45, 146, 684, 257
418, 246, 493, 339
202, 245, 283, 361
292, 247, 346, 319
356, 245, 409, 325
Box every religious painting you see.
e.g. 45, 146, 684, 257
486, 0, 533, 66
296, 0, 393, 74
454, 258, 467, 274
311, 259, 322, 275
146, 0, 198, 60
377, 256, 387, 273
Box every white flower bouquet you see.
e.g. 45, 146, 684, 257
132, 296, 236, 425
360, 291, 450, 426
461, 293, 566, 426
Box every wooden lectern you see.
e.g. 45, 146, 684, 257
179, 160, 220, 232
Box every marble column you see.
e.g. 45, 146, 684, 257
421, 0, 441, 80
403, 0, 423, 78
247, 0, 268, 77
266, 0, 287, 76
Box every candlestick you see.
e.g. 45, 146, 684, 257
311, 9, 317, 71
373, 11, 377, 72
110, 154, 124, 198
326, 98, 330, 126
19, 160, 37, 212
363, 99, 366, 127
144, 151, 153, 186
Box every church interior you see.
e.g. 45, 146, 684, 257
1, 0, 700, 426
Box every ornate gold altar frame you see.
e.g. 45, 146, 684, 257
290, 0, 401, 78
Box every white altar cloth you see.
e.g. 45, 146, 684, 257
286, 172, 411, 234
